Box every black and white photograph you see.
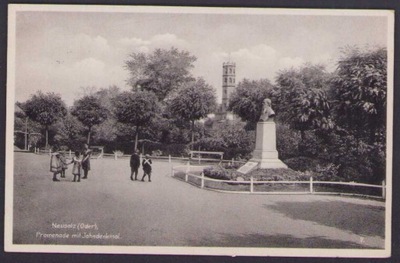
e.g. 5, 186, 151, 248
5, 4, 394, 257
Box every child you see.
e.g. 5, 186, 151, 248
59, 152, 68, 178
71, 151, 82, 182
141, 154, 152, 182
50, 152, 62, 182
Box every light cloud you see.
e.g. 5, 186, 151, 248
277, 57, 305, 70
117, 33, 189, 54
119, 37, 150, 47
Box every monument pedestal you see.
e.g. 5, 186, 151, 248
251, 121, 287, 169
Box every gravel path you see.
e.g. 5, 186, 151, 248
12, 152, 385, 249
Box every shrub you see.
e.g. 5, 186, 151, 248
222, 162, 242, 170
203, 166, 231, 180
284, 157, 324, 172
339, 164, 374, 183
311, 163, 341, 181
246, 168, 310, 181
276, 123, 300, 159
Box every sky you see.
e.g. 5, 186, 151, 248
12, 7, 389, 106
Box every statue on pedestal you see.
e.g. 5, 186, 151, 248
237, 97, 287, 171
249, 98, 287, 169
259, 98, 275, 122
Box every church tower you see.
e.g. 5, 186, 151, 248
221, 62, 236, 112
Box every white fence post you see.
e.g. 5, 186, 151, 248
250, 176, 254, 193
69, 150, 72, 159
310, 177, 314, 193
201, 172, 205, 189
382, 180, 386, 199
49, 149, 52, 156
169, 155, 171, 164
185, 162, 190, 182
114, 152, 117, 160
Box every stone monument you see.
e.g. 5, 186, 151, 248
250, 98, 288, 169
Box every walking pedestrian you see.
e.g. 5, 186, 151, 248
81, 144, 92, 179
130, 149, 140, 181
141, 154, 152, 182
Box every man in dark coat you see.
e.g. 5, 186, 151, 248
130, 149, 140, 181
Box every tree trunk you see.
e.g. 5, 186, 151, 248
45, 126, 49, 149
87, 126, 91, 145
134, 125, 139, 151
191, 120, 195, 150
24, 117, 28, 150
300, 130, 305, 142
298, 130, 305, 155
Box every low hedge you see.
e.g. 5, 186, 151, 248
203, 164, 310, 182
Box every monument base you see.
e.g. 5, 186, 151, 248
250, 156, 288, 169
251, 121, 288, 169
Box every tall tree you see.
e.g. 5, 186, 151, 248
91, 86, 121, 143
168, 78, 217, 147
23, 91, 67, 148
71, 95, 108, 144
228, 79, 274, 130
273, 64, 333, 141
112, 91, 159, 150
14, 102, 42, 150
53, 114, 85, 150
332, 47, 387, 144
125, 47, 196, 101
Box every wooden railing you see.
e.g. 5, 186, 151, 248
171, 165, 386, 199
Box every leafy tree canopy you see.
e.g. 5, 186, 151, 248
273, 64, 333, 134
71, 95, 108, 144
125, 47, 197, 101
113, 90, 159, 127
71, 95, 108, 129
112, 90, 160, 150
332, 46, 387, 143
53, 113, 86, 150
22, 91, 67, 148
228, 78, 274, 129
168, 78, 217, 146
168, 78, 217, 122
23, 91, 67, 127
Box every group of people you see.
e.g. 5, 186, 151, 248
130, 150, 153, 182
50, 143, 91, 182
49, 145, 153, 183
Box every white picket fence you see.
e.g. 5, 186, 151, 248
171, 164, 386, 199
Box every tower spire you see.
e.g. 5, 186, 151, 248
222, 61, 236, 112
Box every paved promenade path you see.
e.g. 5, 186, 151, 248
12, 152, 385, 249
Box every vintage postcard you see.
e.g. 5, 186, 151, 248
5, 4, 394, 257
